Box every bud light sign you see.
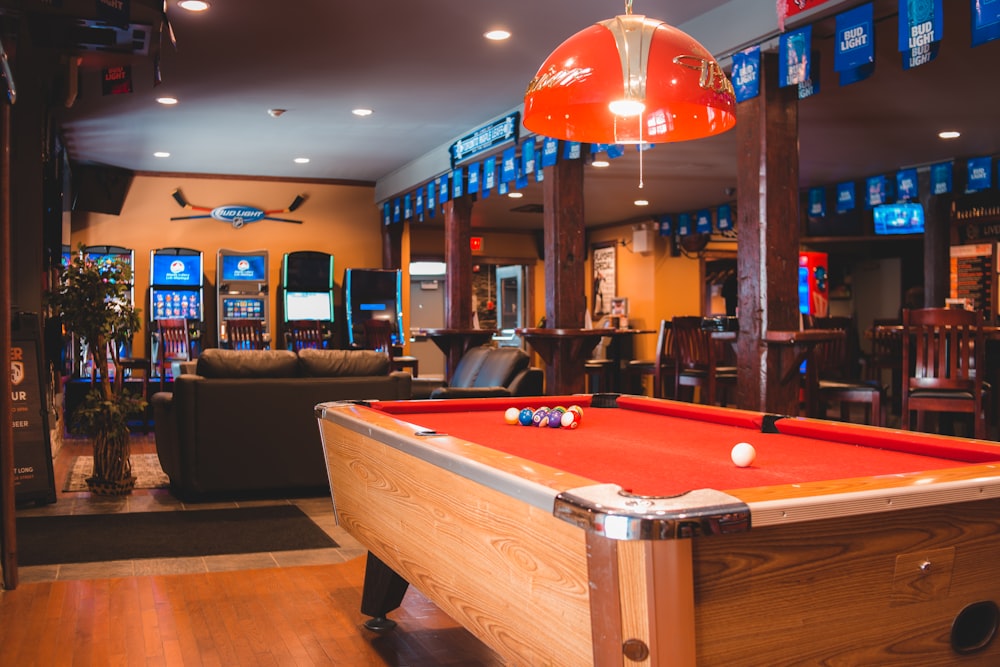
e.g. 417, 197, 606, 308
211, 205, 266, 228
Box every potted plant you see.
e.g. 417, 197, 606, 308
48, 246, 145, 495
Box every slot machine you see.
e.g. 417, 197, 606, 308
799, 251, 829, 319
79, 245, 135, 378
343, 268, 403, 348
217, 249, 270, 349
149, 248, 204, 375
279, 251, 335, 349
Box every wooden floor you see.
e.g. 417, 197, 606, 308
2, 435, 504, 666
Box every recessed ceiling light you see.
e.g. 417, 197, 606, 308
156, 96, 178, 105
634, 199, 649, 206
267, 108, 287, 118
153, 151, 170, 158
938, 130, 961, 139
484, 29, 511, 41
293, 157, 310, 164
508, 192, 523, 199
178, 1, 210, 11
352, 108, 373, 117
591, 160, 610, 168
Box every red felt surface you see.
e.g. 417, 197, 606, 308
373, 396, 992, 497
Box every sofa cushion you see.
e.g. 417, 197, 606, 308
470, 347, 530, 388
449, 346, 491, 387
196, 348, 299, 378
298, 348, 389, 377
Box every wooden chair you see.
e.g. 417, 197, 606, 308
225, 319, 267, 350
284, 319, 324, 351
672, 316, 736, 406
901, 307, 989, 439
362, 318, 419, 376
624, 319, 675, 398
155, 318, 190, 390
805, 316, 885, 426
864, 317, 903, 405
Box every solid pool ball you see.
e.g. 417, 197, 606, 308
731, 442, 756, 467
547, 410, 564, 428
518, 408, 534, 426
560, 410, 579, 429
504, 407, 520, 425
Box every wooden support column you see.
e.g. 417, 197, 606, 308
443, 195, 474, 373
538, 152, 587, 394
1, 73, 16, 589
381, 220, 403, 270
735, 52, 801, 415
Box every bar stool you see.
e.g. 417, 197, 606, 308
584, 359, 615, 393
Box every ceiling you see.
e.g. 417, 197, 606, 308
24, 0, 1000, 231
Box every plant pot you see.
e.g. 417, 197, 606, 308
86, 475, 137, 496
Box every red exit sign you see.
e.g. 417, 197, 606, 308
470, 236, 483, 251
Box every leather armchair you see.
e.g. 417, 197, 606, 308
427, 346, 543, 399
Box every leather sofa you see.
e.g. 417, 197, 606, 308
414, 345, 544, 399
152, 348, 411, 500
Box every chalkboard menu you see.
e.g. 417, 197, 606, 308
949, 244, 996, 322
11, 315, 56, 505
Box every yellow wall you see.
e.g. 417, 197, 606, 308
71, 174, 382, 358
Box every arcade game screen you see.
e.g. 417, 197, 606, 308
284, 291, 333, 321
151, 289, 202, 320
222, 297, 265, 320
151, 254, 202, 286
220, 255, 267, 281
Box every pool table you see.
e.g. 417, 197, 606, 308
315, 394, 1000, 666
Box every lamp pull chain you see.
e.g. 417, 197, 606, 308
638, 116, 645, 188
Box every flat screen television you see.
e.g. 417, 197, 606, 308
151, 253, 202, 287
873, 203, 925, 235
221, 296, 265, 320
283, 251, 333, 291
284, 291, 333, 321
344, 268, 403, 345
151, 288, 202, 320
220, 253, 267, 282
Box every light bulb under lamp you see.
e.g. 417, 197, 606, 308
524, 12, 735, 145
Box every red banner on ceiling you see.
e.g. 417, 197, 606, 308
777, 0, 837, 30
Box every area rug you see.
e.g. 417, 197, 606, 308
63, 453, 170, 492
16, 505, 339, 566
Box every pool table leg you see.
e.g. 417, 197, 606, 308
360, 552, 410, 632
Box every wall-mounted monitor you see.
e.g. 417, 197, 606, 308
151, 252, 202, 287
873, 203, 925, 235
284, 291, 333, 321
221, 296, 265, 320
220, 254, 267, 282
151, 288, 202, 320
283, 251, 334, 291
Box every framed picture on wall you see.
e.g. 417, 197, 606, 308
592, 242, 616, 318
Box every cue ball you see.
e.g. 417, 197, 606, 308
504, 407, 520, 425
731, 442, 756, 467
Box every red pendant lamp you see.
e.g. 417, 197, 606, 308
523, 2, 736, 145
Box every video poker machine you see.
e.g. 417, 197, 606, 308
279, 251, 335, 349
217, 248, 270, 349
344, 268, 404, 347
799, 251, 829, 318
149, 247, 204, 367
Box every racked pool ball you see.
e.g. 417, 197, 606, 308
518, 408, 534, 426
560, 410, 580, 429
568, 405, 584, 419
532, 407, 550, 427
504, 407, 520, 425
547, 410, 564, 428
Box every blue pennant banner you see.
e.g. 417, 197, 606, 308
452, 168, 463, 199
967, 157, 993, 192
696, 210, 712, 234
467, 162, 480, 194
896, 168, 919, 200
606, 144, 625, 159
438, 174, 450, 204
836, 182, 856, 213
426, 183, 435, 218
501, 147, 516, 183
382, 202, 391, 226
522, 139, 537, 177
717, 205, 733, 231
799, 51, 821, 99
732, 46, 761, 103
392, 198, 401, 223
563, 141, 582, 160
656, 215, 673, 236
930, 161, 952, 194
809, 187, 826, 217
836, 3, 875, 71
415, 188, 424, 217
779, 25, 812, 87
541, 137, 559, 167
899, 0, 943, 69
866, 175, 887, 208
403, 194, 412, 220
499, 181, 509, 195
677, 213, 693, 236
484, 156, 497, 193
973, 0, 1000, 46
